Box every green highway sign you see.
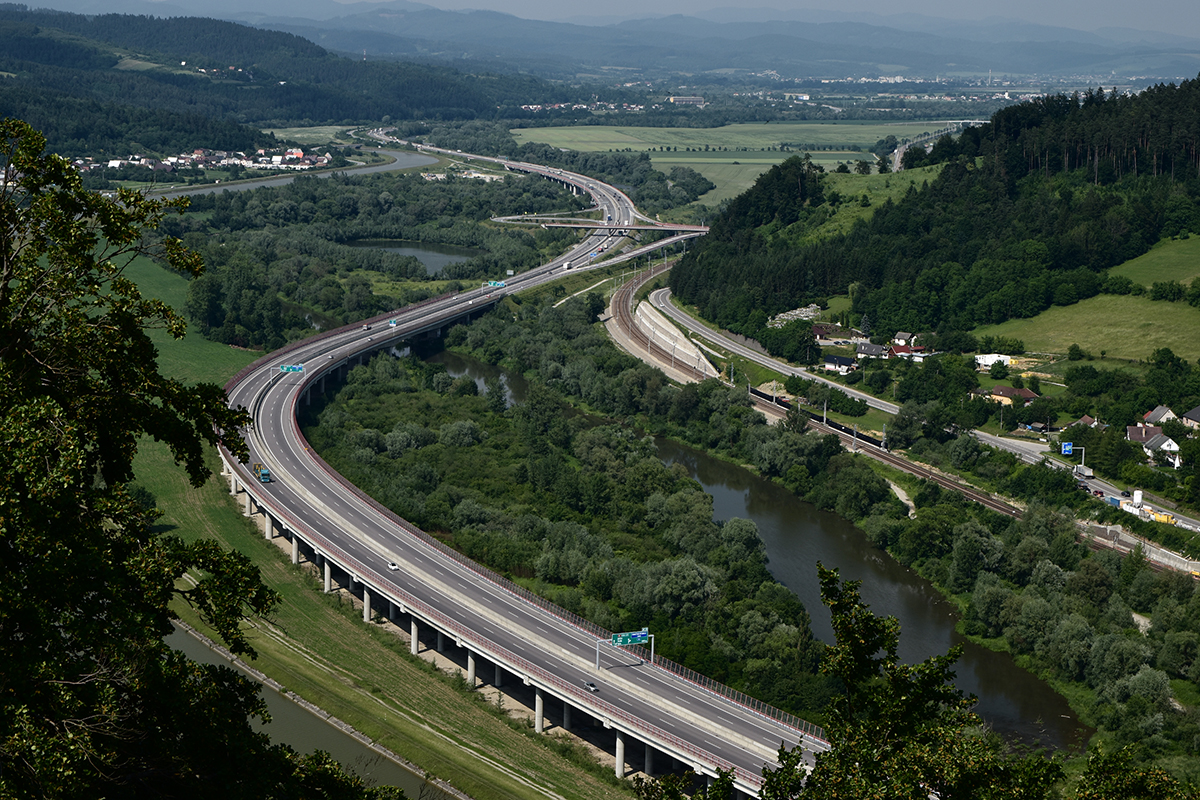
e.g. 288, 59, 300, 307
611, 628, 649, 647
280, 364, 304, 373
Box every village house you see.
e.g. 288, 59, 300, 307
1143, 405, 1177, 426
822, 355, 857, 375
1126, 425, 1162, 445
857, 342, 888, 359
887, 344, 929, 361
1183, 405, 1200, 431
990, 385, 1038, 407
1143, 433, 1182, 469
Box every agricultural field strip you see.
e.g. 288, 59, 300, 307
509, 122, 966, 152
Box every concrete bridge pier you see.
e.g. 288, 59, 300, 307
615, 732, 626, 779
242, 490, 253, 517
291, 535, 299, 565
562, 702, 571, 732
436, 631, 445, 652
362, 588, 372, 623
264, 514, 274, 540
410, 618, 419, 655
534, 688, 544, 733
229, 472, 238, 496
466, 651, 476, 688
323, 560, 332, 593
645, 743, 654, 776
494, 664, 503, 688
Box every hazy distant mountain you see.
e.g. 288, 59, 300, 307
15, 0, 1200, 81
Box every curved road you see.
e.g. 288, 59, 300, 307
152, 148, 438, 200
224, 159, 820, 794
646, 287, 1200, 538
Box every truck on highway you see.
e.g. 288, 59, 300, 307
1073, 464, 1094, 479
253, 463, 271, 483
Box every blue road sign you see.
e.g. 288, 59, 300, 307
1061, 442, 1073, 455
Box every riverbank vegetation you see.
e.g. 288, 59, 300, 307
301, 335, 838, 718
164, 168, 586, 349
307, 292, 1200, 785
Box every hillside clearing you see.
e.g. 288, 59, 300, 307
1110, 236, 1200, 287
972, 294, 1200, 362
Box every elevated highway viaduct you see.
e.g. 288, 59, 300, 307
222, 162, 824, 795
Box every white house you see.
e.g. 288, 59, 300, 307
975, 354, 1011, 369
1143, 433, 1182, 469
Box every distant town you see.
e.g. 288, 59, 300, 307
71, 146, 338, 176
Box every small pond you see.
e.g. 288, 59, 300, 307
347, 240, 484, 276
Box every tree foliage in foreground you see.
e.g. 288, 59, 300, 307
0, 118, 397, 798
741, 565, 1192, 800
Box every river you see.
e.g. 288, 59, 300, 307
654, 437, 1090, 750
432, 350, 1090, 751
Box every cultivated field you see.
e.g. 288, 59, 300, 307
971, 294, 1200, 362
511, 122, 961, 206
1110, 236, 1200, 287
510, 121, 957, 152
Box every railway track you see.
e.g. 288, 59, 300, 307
612, 264, 1022, 520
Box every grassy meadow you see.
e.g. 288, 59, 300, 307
266, 125, 358, 145
972, 294, 1200, 362
510, 121, 960, 206
1109, 236, 1200, 287
129, 260, 628, 800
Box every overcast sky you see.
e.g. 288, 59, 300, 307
341, 0, 1200, 39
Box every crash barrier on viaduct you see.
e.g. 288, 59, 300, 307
220, 292, 828, 796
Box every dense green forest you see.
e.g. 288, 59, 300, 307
0, 83, 281, 157
670, 78, 1200, 339
0, 6, 584, 152
168, 145, 709, 349
166, 169, 585, 349
302, 348, 835, 717
305, 294, 1200, 781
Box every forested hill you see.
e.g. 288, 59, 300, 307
671, 78, 1200, 341
0, 6, 565, 152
